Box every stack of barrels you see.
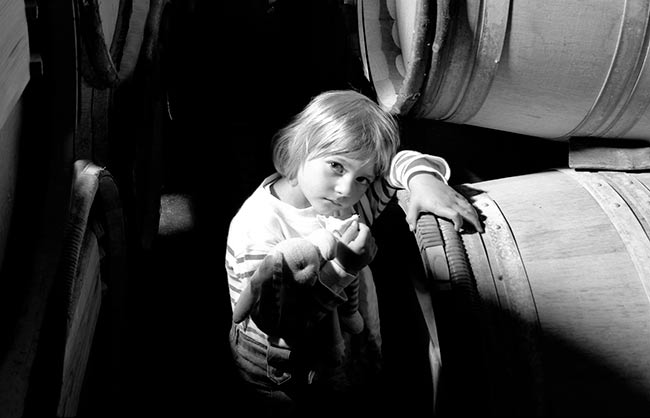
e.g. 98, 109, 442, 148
359, 1, 650, 416
0, 1, 173, 416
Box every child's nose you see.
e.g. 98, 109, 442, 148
335, 177, 354, 197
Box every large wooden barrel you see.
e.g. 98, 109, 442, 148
77, 0, 149, 88
17, 161, 127, 417
401, 169, 650, 417
0, 0, 30, 274
55, 160, 127, 417
359, 0, 650, 141
0, 101, 23, 275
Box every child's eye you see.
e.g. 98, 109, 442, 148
329, 161, 345, 174
356, 176, 371, 185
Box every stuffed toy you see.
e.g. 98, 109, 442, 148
232, 215, 364, 344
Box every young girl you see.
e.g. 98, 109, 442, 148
225, 90, 482, 416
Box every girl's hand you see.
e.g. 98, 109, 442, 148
335, 221, 377, 274
406, 174, 484, 233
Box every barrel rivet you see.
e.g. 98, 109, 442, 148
614, 202, 621, 208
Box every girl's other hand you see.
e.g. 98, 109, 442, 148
407, 174, 484, 233
336, 222, 377, 273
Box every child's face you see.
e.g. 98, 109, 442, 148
295, 154, 375, 216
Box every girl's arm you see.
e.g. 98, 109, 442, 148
359, 149, 482, 233
354, 150, 449, 226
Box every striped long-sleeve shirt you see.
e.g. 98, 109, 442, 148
225, 150, 449, 349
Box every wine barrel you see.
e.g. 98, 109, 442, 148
0, 100, 23, 275
76, 0, 165, 250
56, 160, 127, 417
357, 0, 434, 115
0, 0, 29, 273
359, 0, 650, 141
75, 0, 150, 161
77, 0, 150, 88
401, 169, 650, 417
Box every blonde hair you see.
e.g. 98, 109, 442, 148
272, 90, 400, 180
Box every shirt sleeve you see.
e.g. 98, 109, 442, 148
354, 150, 451, 226
226, 226, 279, 314
388, 149, 451, 189
309, 259, 357, 311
